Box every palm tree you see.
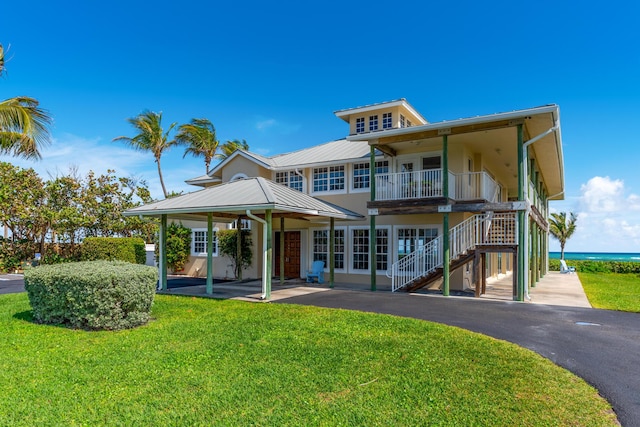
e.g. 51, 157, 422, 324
176, 118, 219, 174
0, 44, 52, 160
113, 111, 177, 198
549, 212, 577, 260
216, 139, 249, 161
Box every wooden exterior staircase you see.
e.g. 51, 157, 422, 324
390, 212, 517, 292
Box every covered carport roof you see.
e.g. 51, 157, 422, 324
124, 177, 365, 221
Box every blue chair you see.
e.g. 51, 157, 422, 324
306, 260, 325, 284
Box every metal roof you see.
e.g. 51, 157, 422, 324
124, 177, 365, 220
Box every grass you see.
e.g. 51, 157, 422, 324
0, 293, 617, 426
579, 272, 640, 312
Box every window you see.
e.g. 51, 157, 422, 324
355, 117, 365, 133
312, 229, 345, 270
276, 170, 303, 192
407, 119, 412, 127
400, 114, 406, 128
313, 165, 344, 192
192, 229, 218, 256
422, 156, 441, 170
396, 227, 438, 260
382, 112, 392, 129
228, 219, 251, 230
369, 115, 378, 131
352, 160, 389, 190
351, 228, 389, 272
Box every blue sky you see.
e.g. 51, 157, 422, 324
2, 0, 640, 252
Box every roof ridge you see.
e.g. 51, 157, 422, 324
256, 177, 276, 203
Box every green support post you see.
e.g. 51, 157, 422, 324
517, 124, 525, 301
370, 145, 376, 292
329, 217, 335, 288
236, 217, 242, 281
280, 217, 285, 285
159, 214, 167, 291
442, 134, 450, 296
265, 209, 273, 300
206, 212, 213, 295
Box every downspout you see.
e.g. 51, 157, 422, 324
246, 210, 268, 299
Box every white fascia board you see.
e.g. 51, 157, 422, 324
208, 150, 274, 176
270, 154, 387, 171
123, 203, 278, 217
346, 105, 560, 142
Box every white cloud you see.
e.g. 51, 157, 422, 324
256, 119, 277, 131
551, 176, 640, 252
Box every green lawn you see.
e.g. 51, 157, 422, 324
0, 293, 616, 426
579, 272, 640, 312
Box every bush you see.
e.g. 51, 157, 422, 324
549, 259, 640, 274
81, 237, 146, 264
24, 260, 157, 330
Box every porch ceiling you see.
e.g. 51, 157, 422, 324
353, 106, 564, 200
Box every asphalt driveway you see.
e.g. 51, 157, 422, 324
0, 274, 26, 294
276, 290, 640, 427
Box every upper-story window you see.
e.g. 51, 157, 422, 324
407, 119, 412, 127
313, 165, 345, 192
352, 160, 389, 190
382, 112, 393, 129
275, 170, 303, 192
400, 114, 406, 128
355, 117, 365, 133
369, 115, 378, 131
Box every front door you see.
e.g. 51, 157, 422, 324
274, 231, 301, 278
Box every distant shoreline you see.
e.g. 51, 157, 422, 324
549, 252, 640, 262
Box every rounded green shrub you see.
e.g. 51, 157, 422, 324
81, 237, 146, 264
24, 260, 158, 330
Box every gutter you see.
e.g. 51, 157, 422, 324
245, 209, 269, 300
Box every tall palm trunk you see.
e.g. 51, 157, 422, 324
156, 156, 168, 198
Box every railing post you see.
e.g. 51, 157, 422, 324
442, 134, 450, 296
370, 145, 377, 292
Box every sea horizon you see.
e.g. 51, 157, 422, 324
549, 252, 640, 262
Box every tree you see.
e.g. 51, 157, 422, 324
549, 212, 577, 260
216, 139, 249, 161
0, 44, 52, 160
176, 118, 219, 174
113, 111, 177, 198
217, 229, 252, 279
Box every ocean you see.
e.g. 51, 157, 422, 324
549, 252, 640, 262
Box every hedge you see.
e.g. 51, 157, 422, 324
81, 237, 146, 264
549, 259, 640, 274
24, 260, 157, 330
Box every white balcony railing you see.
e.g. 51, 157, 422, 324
374, 170, 499, 202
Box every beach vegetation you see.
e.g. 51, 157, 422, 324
550, 258, 640, 274
549, 212, 577, 259
113, 111, 178, 198
176, 118, 219, 174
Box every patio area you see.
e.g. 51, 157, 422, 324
159, 270, 592, 308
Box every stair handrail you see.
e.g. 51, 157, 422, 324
391, 235, 442, 292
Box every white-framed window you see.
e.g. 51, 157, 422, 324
395, 226, 438, 261
275, 170, 304, 192
191, 228, 218, 256
313, 165, 345, 193
369, 115, 378, 131
406, 119, 412, 127
400, 114, 406, 128
355, 117, 365, 133
228, 219, 251, 230
350, 226, 390, 273
230, 173, 248, 181
382, 112, 392, 129
311, 228, 346, 271
352, 160, 389, 190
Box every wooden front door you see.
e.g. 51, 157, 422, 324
274, 231, 301, 278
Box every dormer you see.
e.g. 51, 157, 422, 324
334, 98, 428, 135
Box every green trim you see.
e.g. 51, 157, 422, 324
329, 217, 335, 288
206, 212, 213, 295
442, 135, 450, 296
159, 214, 167, 291
517, 124, 525, 301
237, 217, 243, 281
280, 217, 285, 285
265, 210, 273, 300
370, 146, 376, 292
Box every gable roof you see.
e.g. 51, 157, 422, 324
125, 177, 365, 220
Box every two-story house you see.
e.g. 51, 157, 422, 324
126, 99, 563, 301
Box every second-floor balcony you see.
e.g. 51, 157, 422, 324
373, 170, 501, 203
